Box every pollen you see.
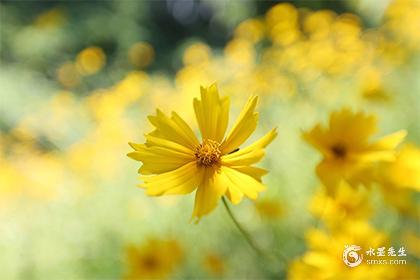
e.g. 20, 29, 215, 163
195, 139, 222, 167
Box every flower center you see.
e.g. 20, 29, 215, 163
142, 254, 159, 269
331, 143, 347, 159
194, 139, 222, 167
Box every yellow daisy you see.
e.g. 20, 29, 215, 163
303, 108, 406, 192
124, 239, 183, 279
384, 143, 420, 191
288, 221, 419, 280
128, 84, 277, 220
255, 198, 285, 220
377, 144, 420, 216
310, 182, 372, 228
202, 253, 226, 277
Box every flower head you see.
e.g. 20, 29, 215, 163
128, 84, 277, 220
287, 221, 420, 280
310, 182, 372, 228
303, 108, 406, 193
377, 144, 420, 216
255, 198, 285, 220
383, 143, 420, 191
203, 253, 225, 277
124, 239, 183, 279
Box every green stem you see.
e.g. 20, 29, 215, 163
221, 197, 264, 256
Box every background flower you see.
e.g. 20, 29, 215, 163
124, 239, 183, 279
303, 108, 406, 191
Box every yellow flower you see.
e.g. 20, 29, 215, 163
288, 221, 419, 280
381, 188, 419, 218
255, 198, 285, 220
124, 239, 183, 279
402, 230, 420, 258
303, 108, 406, 192
76, 46, 106, 76
377, 144, 420, 217
310, 182, 371, 228
128, 84, 277, 220
384, 143, 420, 191
202, 253, 225, 277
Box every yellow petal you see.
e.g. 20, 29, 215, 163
316, 159, 372, 193
193, 84, 230, 142
370, 130, 407, 150
221, 96, 258, 154
141, 162, 202, 196
351, 130, 406, 162
351, 150, 396, 162
222, 128, 277, 166
220, 166, 266, 201
301, 125, 332, 157
129, 144, 195, 175
388, 144, 420, 190
303, 109, 379, 157
316, 160, 346, 192
144, 134, 194, 155
148, 109, 199, 150
230, 166, 268, 182
225, 185, 243, 205
128, 142, 144, 151
171, 111, 200, 146
329, 108, 377, 146
218, 169, 243, 204
192, 168, 227, 220
223, 150, 265, 166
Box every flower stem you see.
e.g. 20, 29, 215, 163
221, 197, 264, 257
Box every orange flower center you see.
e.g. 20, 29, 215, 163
195, 139, 221, 167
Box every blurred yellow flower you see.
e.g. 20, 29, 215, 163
303, 10, 336, 40
255, 198, 284, 220
56, 62, 81, 88
381, 187, 418, 218
359, 67, 390, 101
384, 143, 420, 191
310, 182, 371, 228
288, 221, 418, 280
128, 84, 277, 220
128, 42, 155, 68
266, 3, 300, 46
124, 239, 183, 279
33, 8, 66, 29
224, 39, 255, 68
402, 230, 420, 258
0, 159, 23, 207
377, 144, 420, 217
76, 46, 106, 75
203, 253, 225, 277
384, 0, 420, 51
303, 108, 406, 192
234, 19, 265, 44
182, 42, 211, 66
